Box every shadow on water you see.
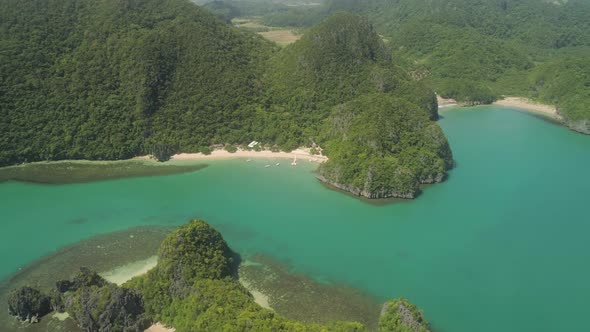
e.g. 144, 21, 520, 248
507, 108, 565, 126
229, 251, 243, 280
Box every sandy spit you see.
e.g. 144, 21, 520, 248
100, 256, 158, 286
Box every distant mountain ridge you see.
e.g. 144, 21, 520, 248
247, 0, 590, 133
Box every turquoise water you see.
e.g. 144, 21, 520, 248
1, 106, 590, 331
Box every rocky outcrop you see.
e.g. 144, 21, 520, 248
567, 118, 590, 135
418, 172, 445, 184
379, 298, 431, 332
56, 267, 108, 293
54, 267, 151, 332
317, 168, 446, 200
65, 284, 151, 332
7, 286, 52, 322
316, 175, 417, 199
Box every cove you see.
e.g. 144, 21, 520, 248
1, 106, 590, 332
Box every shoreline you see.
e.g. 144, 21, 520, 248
136, 147, 327, 163
438, 96, 564, 122
0, 147, 327, 172
492, 97, 562, 121
100, 257, 175, 332
436, 95, 459, 109
100, 255, 158, 286
102, 257, 271, 332
239, 277, 273, 310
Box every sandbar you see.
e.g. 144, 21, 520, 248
100, 255, 158, 285
239, 278, 273, 310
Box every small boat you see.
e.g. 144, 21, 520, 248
265, 165, 271, 168
246, 159, 252, 162
276, 163, 280, 166
291, 155, 297, 166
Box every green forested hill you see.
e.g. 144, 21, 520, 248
260, 13, 451, 198
334, 0, 590, 132
1, 1, 451, 199
0, 0, 275, 165
249, 0, 590, 133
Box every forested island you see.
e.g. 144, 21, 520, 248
6, 220, 431, 332
1, 0, 452, 199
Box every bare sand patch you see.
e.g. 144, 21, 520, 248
258, 29, 300, 46
145, 322, 175, 332
239, 278, 273, 310
52, 312, 70, 321
100, 255, 158, 285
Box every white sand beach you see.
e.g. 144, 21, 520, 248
438, 95, 563, 122
137, 147, 327, 163
239, 278, 273, 310
100, 255, 158, 286
494, 97, 561, 120
145, 322, 175, 332
437, 95, 459, 109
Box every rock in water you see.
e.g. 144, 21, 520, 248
66, 284, 151, 331
379, 298, 431, 332
56, 267, 109, 293
7, 286, 52, 321
58, 268, 151, 331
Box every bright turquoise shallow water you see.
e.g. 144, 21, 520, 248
1, 106, 590, 332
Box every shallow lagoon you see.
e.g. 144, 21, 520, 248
1, 106, 589, 331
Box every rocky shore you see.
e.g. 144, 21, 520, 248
316, 171, 445, 200
565, 118, 590, 135
316, 175, 417, 199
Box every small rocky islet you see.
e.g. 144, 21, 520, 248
5, 220, 431, 332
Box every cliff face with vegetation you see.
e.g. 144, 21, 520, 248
319, 95, 452, 199
530, 56, 590, 134
1, 0, 453, 199
7, 220, 433, 331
